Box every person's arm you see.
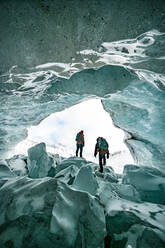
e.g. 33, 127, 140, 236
94, 144, 98, 157
107, 150, 109, 159
82, 134, 85, 146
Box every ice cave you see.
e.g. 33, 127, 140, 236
0, 1, 165, 248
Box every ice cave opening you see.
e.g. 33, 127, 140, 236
1, 49, 165, 248
13, 99, 134, 174
0, 0, 165, 245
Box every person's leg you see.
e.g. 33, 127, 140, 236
76, 144, 79, 156
99, 154, 103, 173
80, 144, 83, 157
103, 154, 106, 165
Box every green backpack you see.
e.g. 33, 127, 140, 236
76, 132, 82, 142
98, 137, 108, 150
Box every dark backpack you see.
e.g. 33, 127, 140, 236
98, 137, 108, 150
76, 132, 82, 142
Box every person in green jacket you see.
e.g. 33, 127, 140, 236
94, 137, 109, 173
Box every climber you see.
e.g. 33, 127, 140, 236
94, 137, 109, 173
75, 130, 85, 157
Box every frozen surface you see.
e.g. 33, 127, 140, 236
122, 164, 165, 204
105, 198, 165, 248
0, 21, 165, 247
72, 164, 98, 195
50, 182, 106, 247
55, 164, 79, 184
103, 79, 165, 171
27, 142, 54, 178
55, 156, 88, 174
6, 154, 28, 176
0, 158, 107, 247
0, 160, 15, 178
0, 155, 165, 247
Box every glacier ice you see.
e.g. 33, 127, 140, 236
0, 155, 165, 247
1, 61, 165, 172
55, 156, 88, 174
0, 160, 15, 178
0, 158, 107, 247
55, 164, 79, 184
72, 164, 98, 195
0, 5, 165, 245
0, 57, 165, 247
6, 154, 28, 176
1, 1, 165, 72
27, 142, 54, 178
50, 180, 106, 247
103, 79, 165, 171
105, 200, 165, 248
122, 164, 165, 204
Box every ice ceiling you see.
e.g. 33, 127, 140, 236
0, 0, 165, 173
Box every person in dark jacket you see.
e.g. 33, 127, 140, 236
75, 130, 85, 157
94, 137, 109, 173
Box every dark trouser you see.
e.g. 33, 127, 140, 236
99, 154, 106, 173
76, 144, 83, 157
